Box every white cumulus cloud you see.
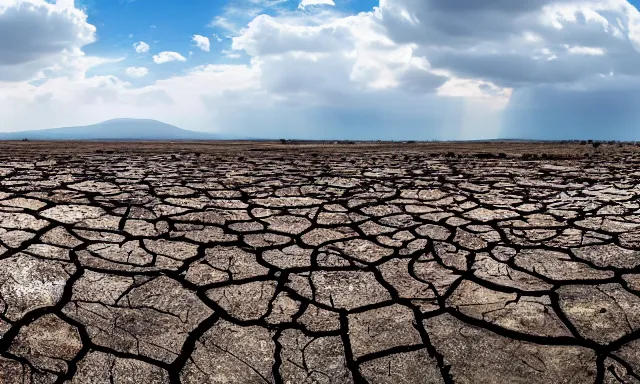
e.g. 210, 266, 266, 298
566, 45, 606, 55
0, 0, 97, 81
192, 35, 211, 52
379, 0, 640, 87
133, 41, 150, 53
299, 0, 335, 9
125, 67, 149, 78
152, 51, 187, 64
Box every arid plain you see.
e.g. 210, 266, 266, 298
0, 141, 639, 383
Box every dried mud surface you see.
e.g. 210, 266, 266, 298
0, 141, 639, 383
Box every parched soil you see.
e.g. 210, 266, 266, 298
0, 141, 639, 383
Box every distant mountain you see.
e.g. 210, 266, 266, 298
0, 119, 224, 141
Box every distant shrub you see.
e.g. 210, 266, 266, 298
579, 141, 587, 145
587, 140, 594, 144
237, 156, 245, 161
593, 142, 601, 148
279, 138, 287, 144
406, 140, 416, 144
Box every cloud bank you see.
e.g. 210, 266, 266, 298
2, 0, 640, 140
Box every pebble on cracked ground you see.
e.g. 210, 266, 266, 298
0, 140, 639, 383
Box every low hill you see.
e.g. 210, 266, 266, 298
0, 119, 220, 141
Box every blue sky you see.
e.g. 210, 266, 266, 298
80, 0, 377, 81
3, 0, 640, 140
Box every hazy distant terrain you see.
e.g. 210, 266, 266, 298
0, 119, 222, 141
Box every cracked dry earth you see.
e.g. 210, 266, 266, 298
1, 144, 640, 384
